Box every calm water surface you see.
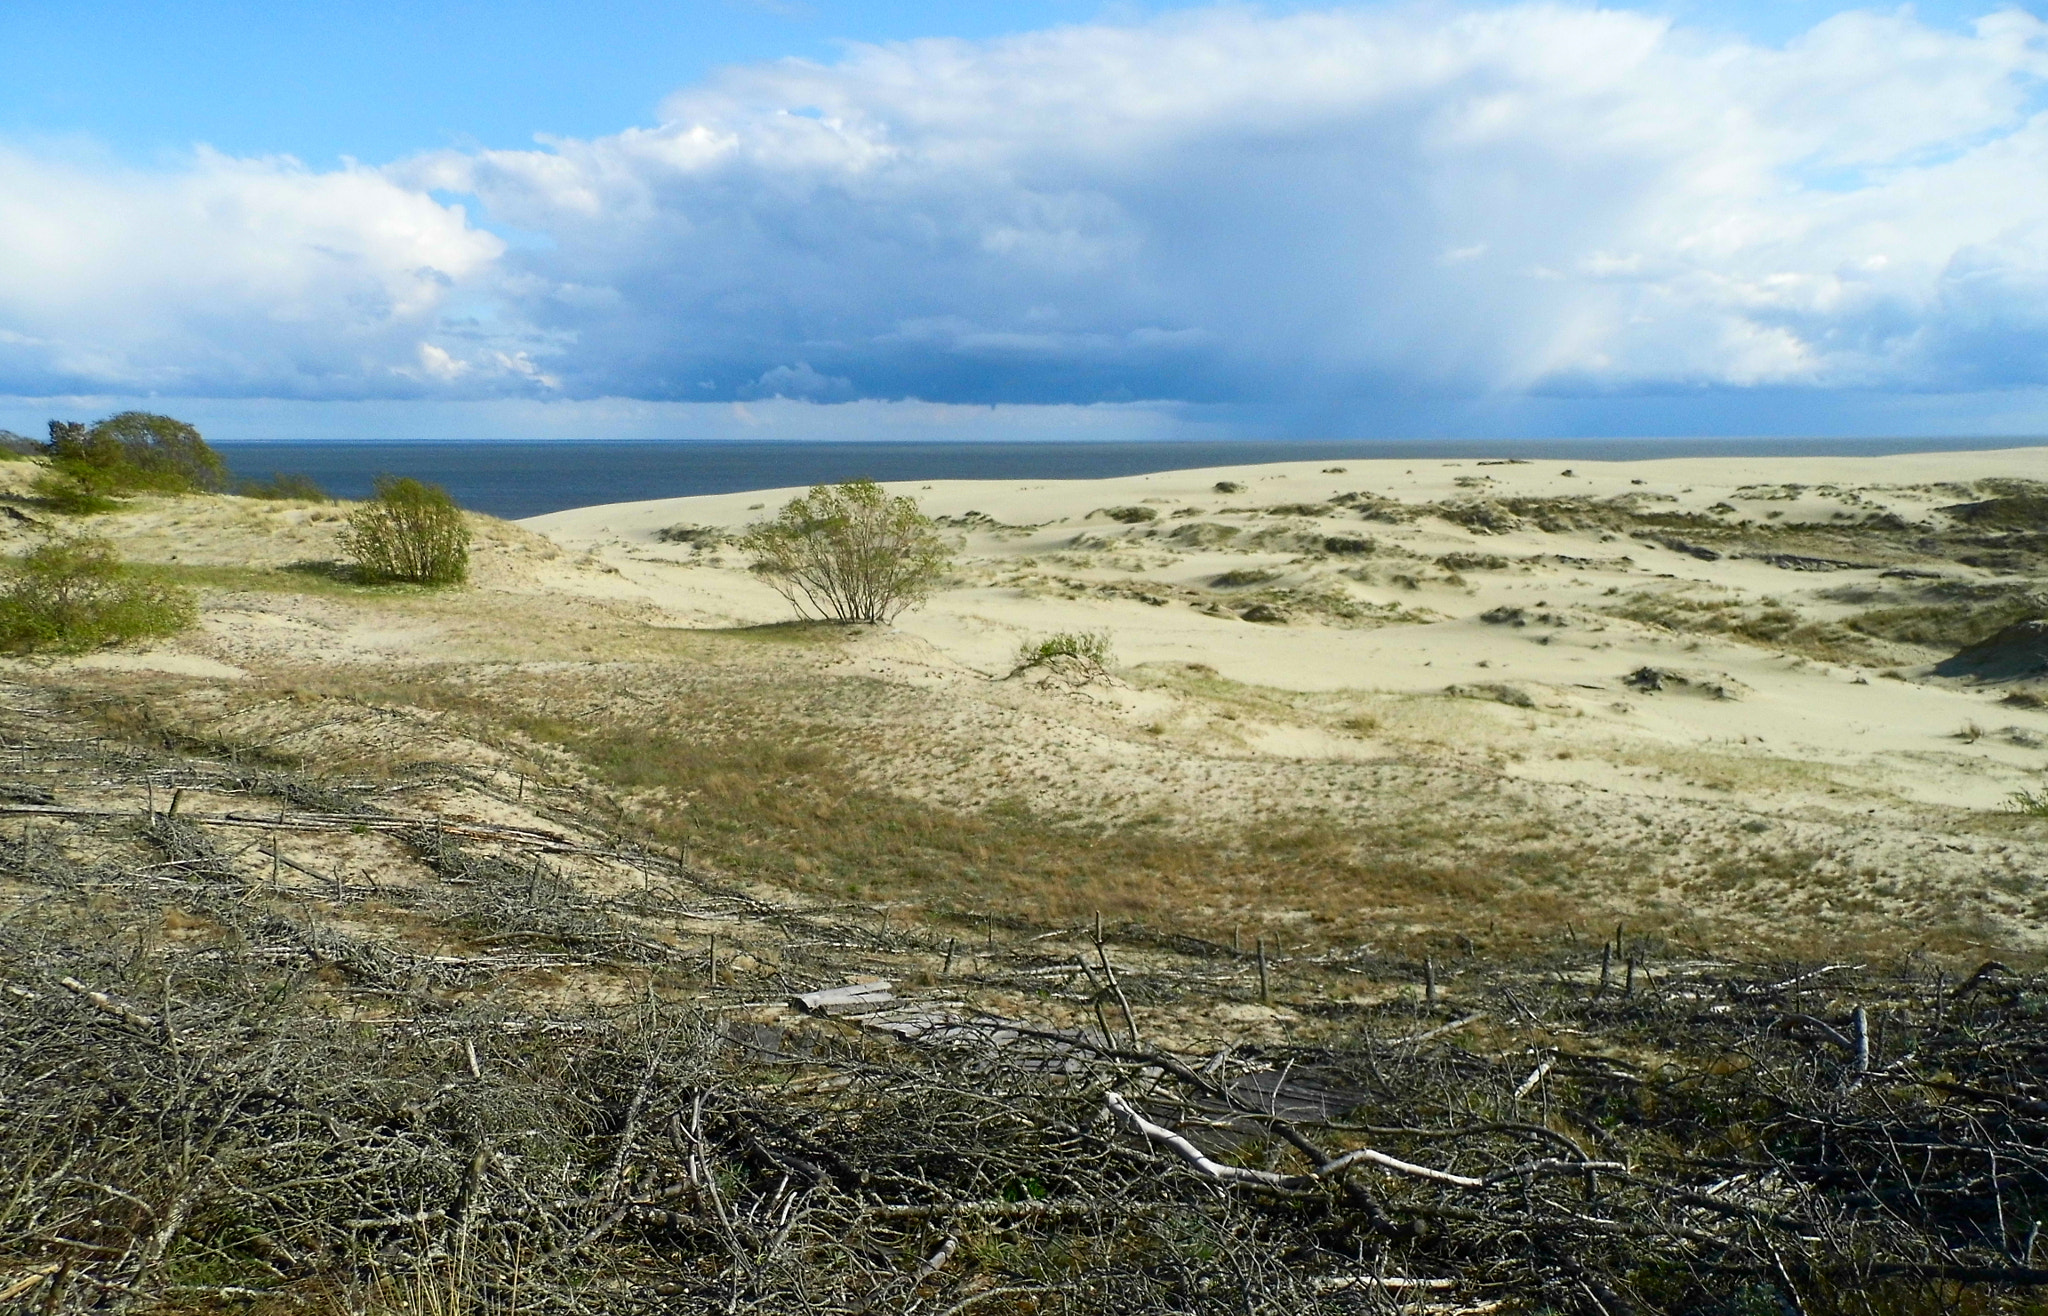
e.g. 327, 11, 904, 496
213, 437, 2042, 521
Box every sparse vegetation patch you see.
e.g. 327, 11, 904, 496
1015, 629, 1114, 672
234, 471, 329, 500
654, 522, 728, 547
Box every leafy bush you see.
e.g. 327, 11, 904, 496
29, 475, 120, 515
0, 536, 196, 653
338, 476, 470, 585
741, 478, 951, 624
236, 472, 329, 501
1098, 506, 1158, 524
1015, 630, 1114, 672
45, 413, 227, 498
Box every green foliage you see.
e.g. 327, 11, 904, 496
740, 478, 952, 624
29, 471, 120, 514
45, 412, 227, 499
1014, 630, 1113, 672
234, 471, 329, 501
0, 535, 196, 653
2008, 788, 2048, 817
1099, 505, 1158, 523
338, 476, 471, 585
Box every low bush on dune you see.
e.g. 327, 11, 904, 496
0, 535, 196, 653
339, 476, 471, 585
1014, 629, 1114, 673
29, 478, 122, 515
235, 471, 330, 501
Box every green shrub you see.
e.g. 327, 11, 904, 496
235, 472, 330, 501
29, 472, 120, 515
46, 413, 227, 497
0, 536, 196, 653
338, 476, 471, 584
1015, 630, 1114, 671
741, 478, 952, 624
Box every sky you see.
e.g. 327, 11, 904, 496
1, 0, 2045, 442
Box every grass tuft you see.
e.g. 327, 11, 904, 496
2007, 788, 2048, 817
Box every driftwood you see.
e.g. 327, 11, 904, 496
794, 981, 896, 1015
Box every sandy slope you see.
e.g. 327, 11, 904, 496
10, 449, 2048, 950
525, 449, 2048, 816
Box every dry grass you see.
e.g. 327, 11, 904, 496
69, 646, 2007, 964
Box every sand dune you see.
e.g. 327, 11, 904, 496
526, 447, 2048, 815
9, 446, 2048, 949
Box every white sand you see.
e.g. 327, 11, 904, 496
525, 447, 2048, 814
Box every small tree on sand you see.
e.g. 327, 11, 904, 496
47, 413, 228, 494
35, 412, 227, 512
339, 476, 471, 584
741, 478, 952, 624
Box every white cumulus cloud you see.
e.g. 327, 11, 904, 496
0, 145, 508, 398
4, 3, 2048, 422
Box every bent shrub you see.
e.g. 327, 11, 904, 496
0, 536, 196, 653
1014, 630, 1113, 673
741, 478, 952, 624
46, 412, 228, 496
236, 471, 329, 501
339, 476, 471, 584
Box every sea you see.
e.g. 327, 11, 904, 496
211, 436, 2043, 521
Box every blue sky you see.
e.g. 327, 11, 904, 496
2, 1, 2011, 165
2, 2, 1142, 167
2, 0, 2045, 441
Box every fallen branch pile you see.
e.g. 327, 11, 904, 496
3, 688, 2048, 1314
